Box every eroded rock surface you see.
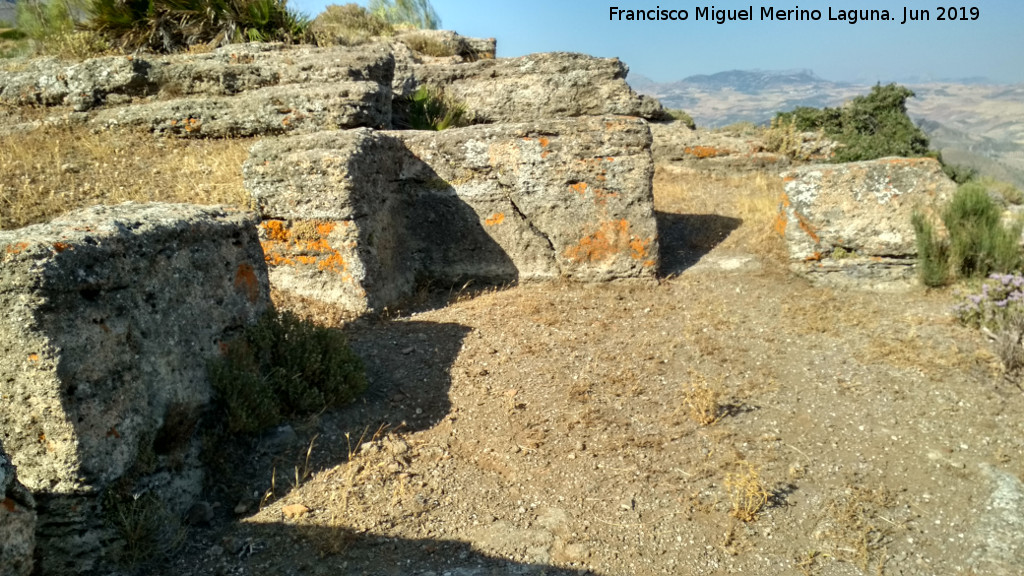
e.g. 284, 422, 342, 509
0, 203, 270, 573
244, 116, 658, 313
776, 157, 957, 287
0, 443, 35, 576
401, 52, 664, 123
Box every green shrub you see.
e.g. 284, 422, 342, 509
912, 211, 951, 287
775, 84, 930, 163
662, 108, 696, 129
0, 29, 28, 40
87, 0, 311, 52
369, 0, 439, 29
942, 162, 978, 185
912, 182, 1023, 286
397, 84, 468, 130
311, 3, 392, 46
209, 309, 366, 434
12, 0, 109, 57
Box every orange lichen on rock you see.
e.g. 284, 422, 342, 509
28, 354, 39, 363
773, 212, 788, 237
262, 220, 290, 242
795, 211, 820, 243
259, 219, 349, 275
52, 242, 72, 253
5, 242, 30, 255
569, 183, 589, 195
684, 146, 726, 159
234, 263, 261, 303
318, 252, 347, 273
485, 213, 506, 226
538, 137, 550, 148
629, 236, 655, 266
565, 219, 651, 264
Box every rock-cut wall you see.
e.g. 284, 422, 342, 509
775, 157, 957, 287
244, 116, 659, 314
0, 203, 270, 574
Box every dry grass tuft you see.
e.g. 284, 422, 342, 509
653, 166, 787, 261
724, 461, 770, 522
683, 370, 725, 426
0, 124, 252, 230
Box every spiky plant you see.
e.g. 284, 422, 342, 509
368, 0, 439, 29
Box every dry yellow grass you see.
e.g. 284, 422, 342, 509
0, 124, 253, 230
653, 165, 787, 261
724, 462, 770, 522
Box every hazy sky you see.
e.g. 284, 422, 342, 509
287, 0, 1024, 84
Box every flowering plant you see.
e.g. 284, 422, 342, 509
954, 273, 1024, 372
953, 273, 1024, 329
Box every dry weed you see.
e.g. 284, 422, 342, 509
819, 484, 899, 570
683, 370, 725, 426
724, 462, 769, 522
653, 166, 787, 261
0, 124, 251, 230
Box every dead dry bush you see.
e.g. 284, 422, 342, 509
0, 124, 251, 230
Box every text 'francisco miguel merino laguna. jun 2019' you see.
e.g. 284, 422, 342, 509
608, 6, 981, 25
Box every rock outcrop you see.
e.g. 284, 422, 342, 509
0, 203, 270, 573
399, 52, 664, 124
1, 41, 662, 138
775, 157, 957, 287
244, 116, 658, 313
0, 442, 35, 576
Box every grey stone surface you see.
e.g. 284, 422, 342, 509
91, 80, 390, 137
401, 52, 664, 123
244, 116, 658, 314
968, 465, 1024, 575
776, 157, 956, 286
0, 202, 270, 572
0, 442, 35, 576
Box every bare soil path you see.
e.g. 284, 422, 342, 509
163, 167, 1024, 576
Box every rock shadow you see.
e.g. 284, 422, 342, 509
172, 522, 593, 575
656, 211, 743, 276
165, 319, 594, 576
207, 320, 469, 505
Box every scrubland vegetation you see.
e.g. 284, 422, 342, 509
1, 0, 439, 57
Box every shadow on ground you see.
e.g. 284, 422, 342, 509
168, 319, 593, 575
656, 211, 743, 276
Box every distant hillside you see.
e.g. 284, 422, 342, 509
631, 69, 1024, 188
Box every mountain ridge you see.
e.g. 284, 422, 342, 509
631, 68, 1024, 188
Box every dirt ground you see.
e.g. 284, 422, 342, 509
159, 165, 1024, 576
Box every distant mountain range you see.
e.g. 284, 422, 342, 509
632, 69, 1024, 188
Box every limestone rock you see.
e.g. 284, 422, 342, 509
0, 203, 270, 572
0, 443, 35, 576
244, 116, 658, 314
650, 123, 788, 171
91, 80, 390, 137
399, 52, 665, 123
393, 30, 496, 61
775, 157, 957, 287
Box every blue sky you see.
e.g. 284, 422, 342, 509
287, 1, 1024, 84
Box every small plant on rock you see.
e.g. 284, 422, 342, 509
209, 309, 366, 434
397, 84, 468, 131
